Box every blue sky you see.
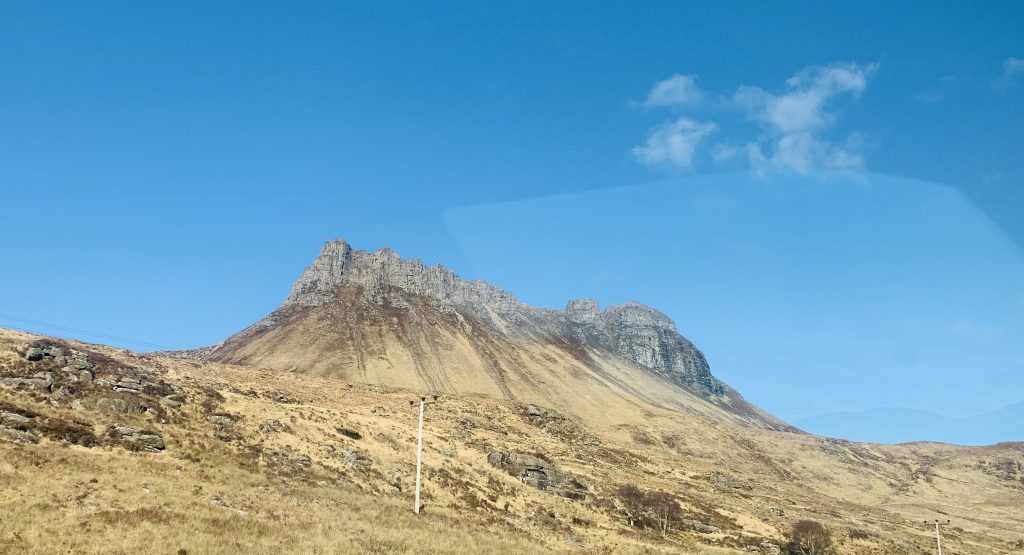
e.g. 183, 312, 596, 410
1, 2, 1022, 441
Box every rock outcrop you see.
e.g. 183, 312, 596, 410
107, 425, 165, 452
287, 240, 522, 313
566, 299, 724, 397
487, 451, 586, 500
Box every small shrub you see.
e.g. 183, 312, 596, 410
785, 520, 835, 555
615, 485, 682, 535
35, 418, 98, 447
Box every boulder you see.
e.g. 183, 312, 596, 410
487, 451, 586, 500
340, 449, 373, 469
25, 344, 63, 362
160, 395, 184, 408
113, 377, 143, 394
259, 419, 288, 433
108, 425, 165, 452
90, 396, 149, 414
207, 414, 237, 427
680, 518, 721, 534
1, 372, 53, 391
68, 350, 93, 370
0, 409, 32, 427
273, 392, 295, 404
49, 385, 78, 407
0, 426, 37, 443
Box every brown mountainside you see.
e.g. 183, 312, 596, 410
186, 239, 791, 432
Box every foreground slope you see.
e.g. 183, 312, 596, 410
186, 239, 790, 432
2, 329, 1023, 554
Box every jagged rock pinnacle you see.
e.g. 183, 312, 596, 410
284, 239, 353, 307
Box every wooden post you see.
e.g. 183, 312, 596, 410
414, 398, 424, 514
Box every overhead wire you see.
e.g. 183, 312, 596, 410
0, 312, 173, 350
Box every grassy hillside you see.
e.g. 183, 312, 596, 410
1, 329, 1022, 554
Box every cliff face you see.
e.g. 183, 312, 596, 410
285, 240, 522, 319
195, 239, 791, 431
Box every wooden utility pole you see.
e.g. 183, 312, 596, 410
924, 519, 950, 555
410, 395, 439, 514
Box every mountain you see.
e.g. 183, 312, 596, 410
798, 402, 1024, 445
185, 239, 792, 431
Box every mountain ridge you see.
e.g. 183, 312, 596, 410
177, 239, 792, 432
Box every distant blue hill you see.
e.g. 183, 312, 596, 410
796, 401, 1024, 446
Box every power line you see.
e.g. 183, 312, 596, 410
0, 312, 172, 350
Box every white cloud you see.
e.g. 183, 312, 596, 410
642, 74, 703, 109
993, 57, 1024, 91
631, 62, 875, 175
734, 62, 876, 174
631, 117, 716, 171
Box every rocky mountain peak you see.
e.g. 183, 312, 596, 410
282, 239, 525, 321
273, 239, 726, 399
284, 239, 354, 307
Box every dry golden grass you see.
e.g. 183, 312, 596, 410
0, 441, 569, 554
1, 328, 1022, 554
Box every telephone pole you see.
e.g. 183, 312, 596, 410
410, 395, 439, 514
924, 519, 950, 555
